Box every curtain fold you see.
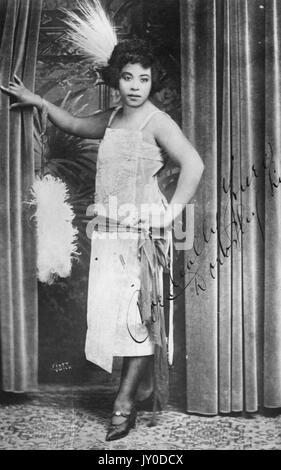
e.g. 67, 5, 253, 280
180, 0, 219, 415
0, 0, 42, 391
180, 0, 280, 414
264, 0, 281, 408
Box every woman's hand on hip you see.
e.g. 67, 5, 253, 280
134, 205, 173, 236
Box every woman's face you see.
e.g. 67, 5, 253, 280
118, 62, 152, 107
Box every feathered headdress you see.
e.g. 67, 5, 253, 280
61, 0, 118, 67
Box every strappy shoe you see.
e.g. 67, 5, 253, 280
105, 407, 137, 441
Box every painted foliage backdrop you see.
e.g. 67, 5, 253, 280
36, 0, 184, 397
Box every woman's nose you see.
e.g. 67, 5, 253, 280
130, 81, 139, 90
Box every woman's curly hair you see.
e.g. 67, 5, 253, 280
100, 39, 162, 95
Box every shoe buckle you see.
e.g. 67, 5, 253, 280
112, 410, 131, 418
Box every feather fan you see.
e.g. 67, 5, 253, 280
30, 175, 79, 284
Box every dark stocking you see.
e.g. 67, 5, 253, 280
112, 355, 152, 425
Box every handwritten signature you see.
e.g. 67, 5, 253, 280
169, 142, 280, 297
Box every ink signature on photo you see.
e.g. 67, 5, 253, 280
170, 142, 281, 298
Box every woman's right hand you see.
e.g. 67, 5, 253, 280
0, 74, 41, 109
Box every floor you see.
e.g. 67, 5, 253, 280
0, 385, 280, 450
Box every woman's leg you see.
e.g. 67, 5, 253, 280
112, 355, 152, 425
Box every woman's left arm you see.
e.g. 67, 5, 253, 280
154, 114, 204, 227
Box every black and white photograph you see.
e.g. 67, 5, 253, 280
0, 0, 280, 452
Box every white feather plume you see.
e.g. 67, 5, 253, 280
61, 0, 117, 67
30, 175, 79, 284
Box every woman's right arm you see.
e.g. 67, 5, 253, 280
0, 74, 111, 139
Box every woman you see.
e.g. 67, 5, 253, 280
0, 39, 204, 441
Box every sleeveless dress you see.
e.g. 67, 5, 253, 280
85, 106, 172, 374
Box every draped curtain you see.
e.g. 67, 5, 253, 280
180, 0, 281, 414
0, 0, 42, 391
